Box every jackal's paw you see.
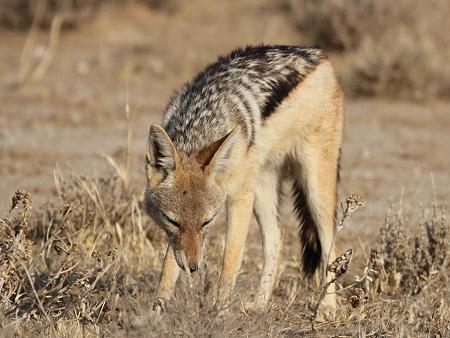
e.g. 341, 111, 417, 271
152, 298, 166, 316
315, 304, 336, 322
213, 300, 229, 314
242, 298, 269, 314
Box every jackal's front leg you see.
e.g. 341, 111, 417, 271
252, 169, 282, 311
215, 189, 254, 309
153, 244, 180, 314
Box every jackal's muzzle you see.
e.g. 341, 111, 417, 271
174, 230, 203, 273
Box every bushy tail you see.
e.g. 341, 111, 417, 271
292, 178, 321, 278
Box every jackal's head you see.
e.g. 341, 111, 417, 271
144, 124, 240, 273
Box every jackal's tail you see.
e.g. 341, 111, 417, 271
292, 178, 321, 278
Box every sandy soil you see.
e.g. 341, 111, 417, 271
1, 0, 449, 245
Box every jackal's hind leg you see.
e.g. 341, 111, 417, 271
290, 140, 339, 320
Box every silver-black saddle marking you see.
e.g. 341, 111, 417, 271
162, 45, 325, 154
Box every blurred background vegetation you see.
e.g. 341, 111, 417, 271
1, 0, 449, 100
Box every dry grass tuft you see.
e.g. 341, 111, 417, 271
0, 190, 34, 316
285, 0, 450, 99
369, 202, 448, 296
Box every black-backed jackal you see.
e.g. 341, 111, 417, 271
144, 45, 344, 319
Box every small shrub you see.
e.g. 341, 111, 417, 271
371, 203, 448, 295
342, 202, 449, 337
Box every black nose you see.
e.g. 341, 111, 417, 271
189, 265, 198, 273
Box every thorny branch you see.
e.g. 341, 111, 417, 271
337, 193, 366, 231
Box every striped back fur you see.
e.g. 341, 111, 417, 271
162, 45, 325, 155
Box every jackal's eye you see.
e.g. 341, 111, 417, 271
202, 216, 215, 228
162, 213, 179, 228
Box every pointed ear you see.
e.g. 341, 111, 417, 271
203, 127, 241, 178
196, 134, 229, 170
146, 124, 178, 183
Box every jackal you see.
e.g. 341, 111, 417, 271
144, 45, 344, 318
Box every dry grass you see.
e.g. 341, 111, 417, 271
0, 172, 448, 337
0, 174, 161, 336
284, 0, 450, 99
